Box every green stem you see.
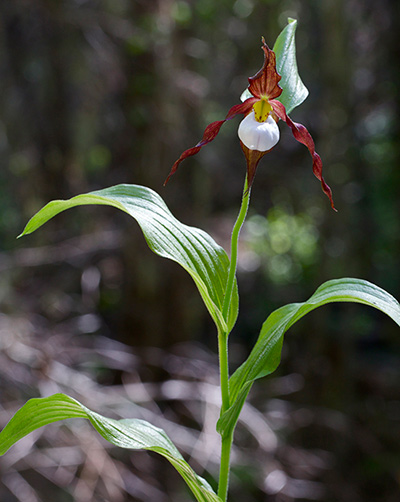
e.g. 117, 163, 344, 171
217, 432, 234, 501
218, 329, 230, 414
222, 178, 250, 321
217, 176, 251, 502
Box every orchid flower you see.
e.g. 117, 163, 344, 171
165, 38, 336, 210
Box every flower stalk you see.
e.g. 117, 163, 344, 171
222, 177, 251, 322
217, 432, 234, 501
217, 176, 251, 501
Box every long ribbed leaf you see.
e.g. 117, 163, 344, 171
0, 394, 221, 502
217, 278, 400, 436
19, 184, 238, 334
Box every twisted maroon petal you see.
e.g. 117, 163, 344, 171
164, 97, 258, 185
271, 99, 336, 211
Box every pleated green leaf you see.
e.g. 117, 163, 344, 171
0, 393, 221, 502
218, 278, 400, 436
19, 184, 238, 334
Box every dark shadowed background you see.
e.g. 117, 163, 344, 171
0, 0, 399, 501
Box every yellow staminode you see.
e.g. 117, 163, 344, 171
253, 99, 272, 122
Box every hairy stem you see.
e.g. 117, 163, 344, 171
222, 178, 250, 321
218, 177, 251, 501
218, 329, 230, 414
217, 432, 234, 501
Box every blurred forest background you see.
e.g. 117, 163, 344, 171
0, 0, 399, 501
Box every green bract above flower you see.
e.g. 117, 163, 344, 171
165, 37, 336, 211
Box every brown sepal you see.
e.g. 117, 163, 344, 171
240, 141, 271, 191
248, 38, 283, 101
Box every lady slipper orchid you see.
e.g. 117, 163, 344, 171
165, 38, 336, 210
